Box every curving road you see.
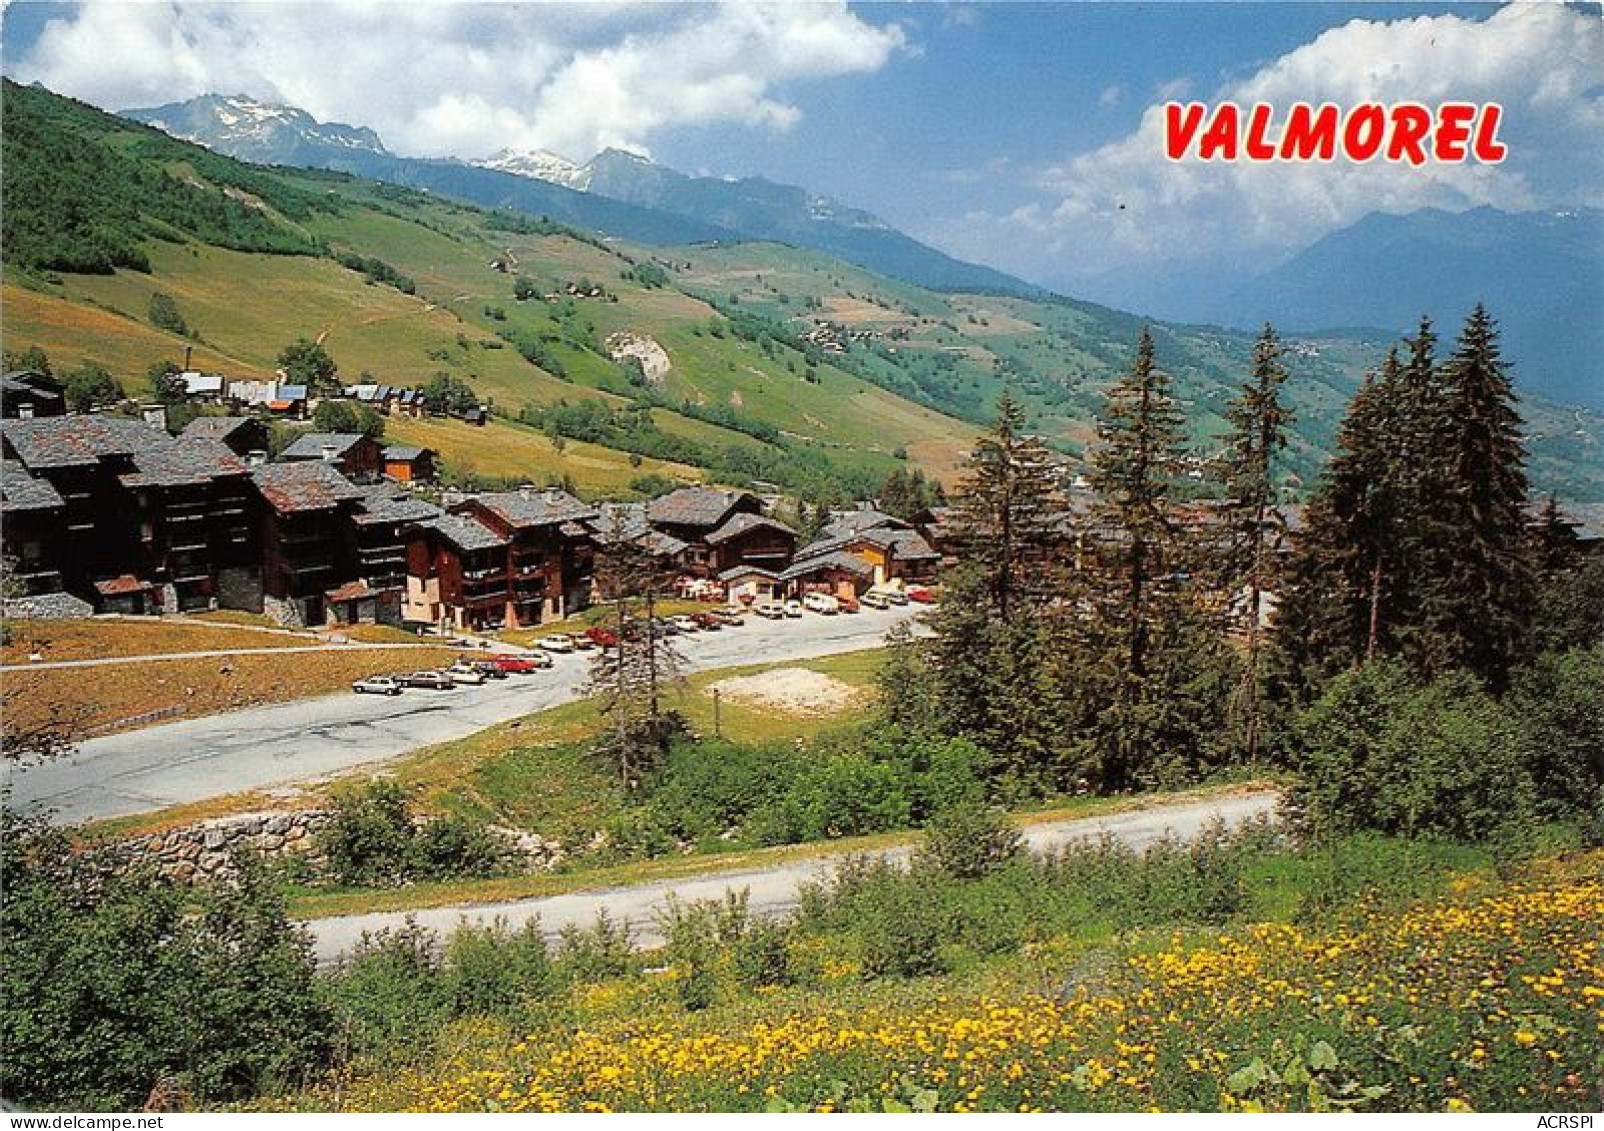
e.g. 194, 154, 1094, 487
4, 606, 924, 825
305, 790, 1281, 963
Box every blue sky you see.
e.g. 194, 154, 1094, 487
4, 2, 1598, 300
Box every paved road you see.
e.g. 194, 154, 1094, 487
5, 606, 924, 825
305, 791, 1280, 963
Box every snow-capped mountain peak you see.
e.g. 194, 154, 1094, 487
124, 93, 388, 162
470, 148, 590, 191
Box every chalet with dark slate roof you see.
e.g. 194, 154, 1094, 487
180, 416, 270, 459
252, 461, 367, 626
444, 488, 600, 627
280, 431, 384, 482
645, 486, 769, 576
1, 416, 262, 613
1, 370, 67, 419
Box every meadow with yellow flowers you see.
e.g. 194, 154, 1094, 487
273, 835, 1601, 1114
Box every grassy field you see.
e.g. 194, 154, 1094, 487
4, 643, 460, 740
0, 616, 316, 665
383, 414, 703, 495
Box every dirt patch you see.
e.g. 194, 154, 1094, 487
709, 668, 866, 715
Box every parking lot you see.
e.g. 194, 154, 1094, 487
6, 603, 928, 825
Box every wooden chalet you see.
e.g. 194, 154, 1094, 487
1, 416, 262, 614
280, 432, 385, 482
180, 416, 270, 460
1, 370, 67, 419
382, 444, 438, 483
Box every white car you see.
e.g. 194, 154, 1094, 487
783, 599, 804, 618
446, 664, 487, 686
669, 614, 702, 633
859, 590, 891, 610
753, 600, 786, 620
802, 592, 839, 615
352, 675, 404, 696
870, 587, 908, 606
538, 633, 578, 653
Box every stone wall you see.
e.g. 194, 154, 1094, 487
111, 810, 330, 884
107, 809, 566, 885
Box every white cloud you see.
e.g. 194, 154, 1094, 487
10, 1, 907, 160
1098, 84, 1122, 109
938, 4, 1604, 284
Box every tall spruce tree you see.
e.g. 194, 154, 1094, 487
927, 390, 1067, 788
946, 388, 1062, 620
1218, 324, 1294, 764
1086, 328, 1191, 790
1273, 353, 1407, 699
1413, 304, 1533, 685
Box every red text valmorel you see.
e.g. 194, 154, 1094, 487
1164, 101, 1508, 165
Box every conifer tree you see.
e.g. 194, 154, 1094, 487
946, 388, 1062, 620
1273, 353, 1406, 698
1085, 328, 1191, 790
1218, 324, 1294, 763
589, 521, 684, 787
927, 390, 1068, 789
1413, 304, 1533, 685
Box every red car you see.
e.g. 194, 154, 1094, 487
585, 626, 620, 648
691, 612, 724, 631
906, 587, 936, 604
837, 595, 861, 613
493, 655, 548, 674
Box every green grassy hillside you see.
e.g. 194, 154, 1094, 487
3, 80, 1599, 501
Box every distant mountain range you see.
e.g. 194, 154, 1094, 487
122, 93, 1038, 296
1202, 207, 1602, 409
1078, 206, 1602, 410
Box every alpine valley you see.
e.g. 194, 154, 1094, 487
3, 82, 1599, 501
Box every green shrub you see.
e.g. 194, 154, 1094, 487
1286, 662, 1533, 841
556, 911, 635, 983
319, 781, 508, 886
914, 804, 1023, 880
441, 919, 555, 1018
1, 812, 332, 1108
325, 923, 447, 1065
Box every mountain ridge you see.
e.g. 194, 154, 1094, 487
122, 93, 1042, 297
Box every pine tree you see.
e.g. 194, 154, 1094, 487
1218, 324, 1294, 764
1273, 353, 1407, 699
926, 390, 1068, 790
1412, 304, 1533, 685
588, 520, 684, 787
1085, 328, 1191, 790
946, 388, 1062, 621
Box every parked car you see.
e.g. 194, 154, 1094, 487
708, 607, 745, 627
585, 626, 619, 648
669, 614, 702, 633
859, 591, 891, 610
871, 587, 909, 606
802, 592, 840, 615
446, 664, 487, 686
572, 634, 599, 650
783, 599, 804, 618
352, 675, 404, 696
691, 611, 723, 631
837, 595, 861, 613
471, 660, 509, 679
652, 616, 683, 636
753, 600, 786, 619
906, 586, 936, 604
538, 634, 578, 653
401, 670, 456, 690
493, 655, 549, 673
